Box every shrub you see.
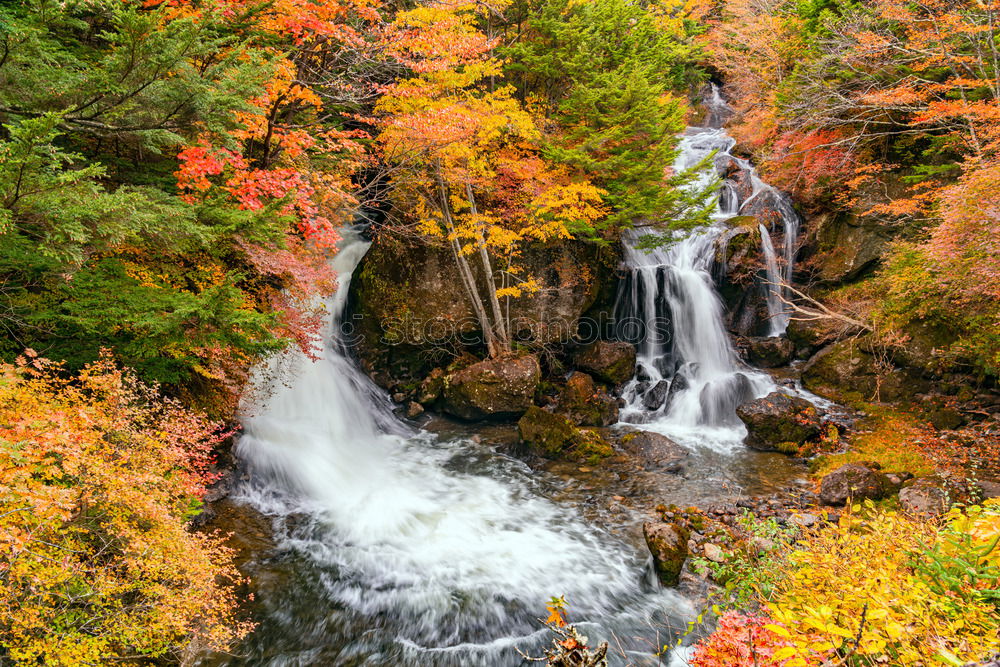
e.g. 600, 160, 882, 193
765, 502, 1000, 666
688, 611, 803, 667
0, 352, 250, 665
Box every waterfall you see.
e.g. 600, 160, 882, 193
759, 222, 787, 336
750, 195, 799, 337
700, 85, 799, 337
615, 87, 799, 449
232, 228, 692, 665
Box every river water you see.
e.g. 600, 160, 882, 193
204, 92, 808, 666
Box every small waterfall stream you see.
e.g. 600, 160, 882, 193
759, 222, 787, 336
616, 85, 801, 447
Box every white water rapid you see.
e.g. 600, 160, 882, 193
616, 85, 800, 449
220, 83, 813, 667
231, 229, 693, 666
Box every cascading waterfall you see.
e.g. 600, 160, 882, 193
758, 222, 787, 337
217, 83, 814, 667
699, 84, 800, 337
230, 228, 692, 666
616, 85, 800, 447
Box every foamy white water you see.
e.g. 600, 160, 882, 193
232, 229, 694, 666
616, 127, 776, 452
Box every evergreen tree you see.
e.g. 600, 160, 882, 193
504, 0, 714, 234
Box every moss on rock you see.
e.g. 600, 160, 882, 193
518, 406, 613, 462
558, 371, 619, 426
442, 355, 541, 421
573, 341, 636, 385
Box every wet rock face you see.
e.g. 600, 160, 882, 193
714, 225, 771, 337
643, 521, 689, 586
663, 373, 688, 412
558, 372, 619, 427
573, 340, 636, 385
442, 355, 541, 421
517, 406, 613, 461
740, 336, 795, 368
350, 233, 614, 347
802, 338, 930, 404
737, 391, 822, 453
819, 463, 893, 505
642, 380, 670, 411
899, 477, 951, 516
618, 430, 687, 473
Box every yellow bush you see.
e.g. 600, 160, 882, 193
765, 502, 1000, 666
0, 355, 251, 665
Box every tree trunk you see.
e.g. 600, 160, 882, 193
465, 182, 510, 354
435, 167, 498, 356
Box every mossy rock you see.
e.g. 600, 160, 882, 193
442, 355, 541, 421
618, 430, 687, 472
518, 406, 613, 462
736, 391, 822, 453
558, 371, 619, 426
643, 521, 690, 586
819, 463, 894, 505
802, 338, 929, 404
417, 368, 446, 406
573, 340, 636, 385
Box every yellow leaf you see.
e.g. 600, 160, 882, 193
772, 646, 799, 660
765, 623, 791, 638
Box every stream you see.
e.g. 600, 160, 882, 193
203, 89, 810, 667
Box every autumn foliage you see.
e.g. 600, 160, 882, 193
706, 0, 1000, 376
689, 503, 1000, 667
0, 352, 250, 665
688, 611, 800, 667
373, 1, 611, 356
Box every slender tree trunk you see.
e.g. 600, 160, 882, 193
465, 182, 510, 354
435, 167, 498, 356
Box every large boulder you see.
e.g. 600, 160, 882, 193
348, 232, 618, 389
619, 430, 687, 472
558, 372, 619, 426
819, 463, 893, 505
803, 207, 895, 285
786, 318, 845, 358
737, 391, 822, 453
518, 406, 613, 462
802, 340, 879, 401
442, 355, 540, 420
899, 477, 951, 516
741, 336, 795, 368
573, 340, 636, 385
643, 521, 689, 586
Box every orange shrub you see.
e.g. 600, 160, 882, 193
0, 352, 251, 665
